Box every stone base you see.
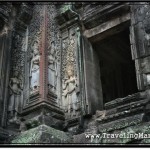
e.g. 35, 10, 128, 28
73, 114, 150, 144
11, 125, 72, 144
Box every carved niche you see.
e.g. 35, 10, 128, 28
23, 4, 62, 107
7, 2, 33, 119
23, 5, 43, 104
7, 3, 33, 122
29, 40, 40, 94
8, 33, 26, 123
61, 29, 80, 119
46, 4, 61, 99
55, 3, 83, 119
8, 70, 23, 122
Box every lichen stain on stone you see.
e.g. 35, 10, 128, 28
11, 125, 72, 144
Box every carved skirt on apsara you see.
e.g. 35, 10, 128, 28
30, 69, 39, 89
8, 94, 20, 112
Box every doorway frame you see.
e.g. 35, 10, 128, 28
82, 12, 140, 112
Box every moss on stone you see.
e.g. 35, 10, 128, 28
99, 122, 150, 144
11, 125, 72, 144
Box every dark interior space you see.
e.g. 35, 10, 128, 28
92, 28, 138, 104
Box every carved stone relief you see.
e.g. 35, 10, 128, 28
61, 30, 77, 81
24, 5, 43, 101
30, 40, 40, 94
10, 34, 25, 75
61, 29, 80, 119
22, 4, 62, 107
2, 2, 150, 144
62, 65, 80, 118
48, 41, 57, 93
8, 70, 23, 122
46, 5, 61, 102
8, 32, 25, 120
7, 3, 33, 123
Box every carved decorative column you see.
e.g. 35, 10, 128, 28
56, 3, 84, 133
6, 3, 33, 129
21, 4, 64, 130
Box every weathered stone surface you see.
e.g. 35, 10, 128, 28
82, 3, 130, 29
11, 125, 72, 144
1, 2, 150, 145
100, 121, 150, 144
74, 120, 150, 144
98, 113, 144, 133
0, 127, 9, 143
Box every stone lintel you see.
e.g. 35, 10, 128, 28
84, 12, 130, 42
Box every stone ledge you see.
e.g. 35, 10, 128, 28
104, 92, 146, 110
98, 113, 144, 133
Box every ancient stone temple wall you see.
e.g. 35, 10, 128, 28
130, 3, 150, 91
0, 2, 150, 144
0, 2, 33, 142
6, 4, 66, 132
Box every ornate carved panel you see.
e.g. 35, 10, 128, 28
46, 5, 61, 99
61, 27, 81, 119
7, 3, 33, 123
8, 32, 26, 122
23, 5, 43, 105
22, 4, 62, 110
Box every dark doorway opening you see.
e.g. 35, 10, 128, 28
92, 28, 138, 104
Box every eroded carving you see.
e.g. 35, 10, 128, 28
47, 5, 61, 96
62, 65, 80, 118
30, 40, 40, 94
61, 29, 81, 119
8, 70, 23, 122
48, 41, 57, 93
